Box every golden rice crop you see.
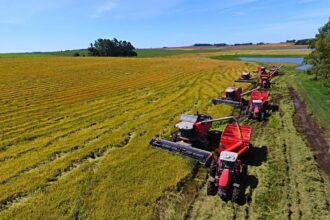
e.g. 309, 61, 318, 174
0, 56, 251, 219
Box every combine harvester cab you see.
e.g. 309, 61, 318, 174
234, 72, 256, 83
172, 114, 215, 150
212, 87, 244, 108
246, 90, 269, 121
234, 71, 257, 83
150, 116, 253, 202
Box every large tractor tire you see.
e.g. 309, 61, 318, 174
209, 159, 217, 178
219, 188, 229, 201
260, 112, 265, 121
207, 181, 217, 196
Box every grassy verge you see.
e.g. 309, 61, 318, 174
286, 69, 330, 132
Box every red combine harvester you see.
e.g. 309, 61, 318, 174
150, 115, 252, 201
246, 90, 269, 121
212, 86, 259, 108
234, 71, 256, 83
252, 65, 282, 89
254, 66, 266, 74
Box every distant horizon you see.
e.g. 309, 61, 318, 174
0, 41, 310, 54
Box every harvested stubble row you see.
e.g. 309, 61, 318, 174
0, 57, 249, 219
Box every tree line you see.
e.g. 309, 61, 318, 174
306, 18, 330, 85
88, 38, 137, 57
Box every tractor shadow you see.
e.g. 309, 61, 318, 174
269, 104, 279, 113
236, 166, 259, 205
264, 104, 279, 120
235, 145, 267, 205
241, 145, 268, 167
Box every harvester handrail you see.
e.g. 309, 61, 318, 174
241, 86, 260, 96
269, 65, 283, 77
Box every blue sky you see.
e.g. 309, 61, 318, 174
0, 0, 329, 52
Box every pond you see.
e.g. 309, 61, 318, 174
238, 57, 312, 70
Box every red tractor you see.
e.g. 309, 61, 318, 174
259, 72, 271, 89
150, 116, 252, 202
253, 65, 283, 89
246, 90, 269, 121
212, 86, 259, 108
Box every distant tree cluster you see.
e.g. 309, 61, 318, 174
193, 43, 228, 47
193, 43, 213, 47
295, 39, 313, 45
286, 39, 296, 43
214, 43, 227, 47
305, 18, 330, 85
88, 38, 137, 57
234, 43, 253, 46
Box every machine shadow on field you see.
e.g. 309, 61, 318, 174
242, 145, 268, 167
236, 145, 267, 205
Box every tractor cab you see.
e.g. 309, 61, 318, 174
219, 151, 239, 172
259, 66, 267, 74
251, 100, 263, 110
259, 73, 270, 88
175, 114, 212, 145
224, 87, 242, 101
217, 151, 241, 199
248, 90, 269, 120
260, 77, 270, 88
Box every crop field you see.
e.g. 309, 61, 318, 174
0, 50, 329, 220
0, 56, 252, 219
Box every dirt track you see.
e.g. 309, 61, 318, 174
290, 87, 330, 176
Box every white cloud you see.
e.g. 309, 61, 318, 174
91, 0, 117, 18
